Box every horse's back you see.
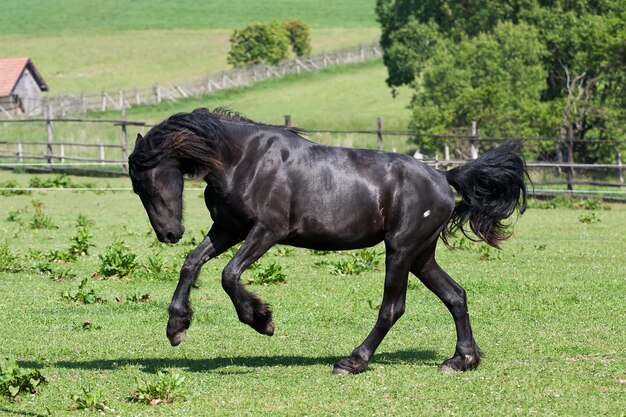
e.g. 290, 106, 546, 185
276, 140, 454, 249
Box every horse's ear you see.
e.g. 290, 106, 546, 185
134, 133, 143, 151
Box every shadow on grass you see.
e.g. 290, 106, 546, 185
20, 349, 439, 375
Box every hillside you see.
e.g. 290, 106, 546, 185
0, 1, 380, 94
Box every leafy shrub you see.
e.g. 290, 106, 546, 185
62, 278, 106, 304
227, 21, 290, 67
574, 198, 610, 211
283, 19, 312, 56
128, 370, 188, 405
98, 240, 138, 278
0, 361, 46, 400
245, 261, 286, 285
70, 386, 110, 411
29, 174, 72, 188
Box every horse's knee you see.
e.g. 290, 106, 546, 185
221, 267, 238, 293
378, 303, 406, 329
445, 289, 467, 318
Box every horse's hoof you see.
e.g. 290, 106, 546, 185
440, 354, 479, 372
439, 363, 458, 373
331, 366, 352, 376
168, 329, 187, 346
332, 357, 368, 375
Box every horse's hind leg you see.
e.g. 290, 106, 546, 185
411, 251, 482, 372
167, 225, 240, 346
221, 224, 280, 336
333, 243, 413, 375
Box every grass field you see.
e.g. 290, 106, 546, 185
0, 172, 624, 416
0, 1, 380, 94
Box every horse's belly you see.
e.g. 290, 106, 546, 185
283, 210, 385, 251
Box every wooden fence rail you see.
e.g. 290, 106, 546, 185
1, 115, 625, 199
12, 44, 383, 118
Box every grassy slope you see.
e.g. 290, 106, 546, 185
0, 61, 412, 155
0, 0, 379, 94
0, 173, 624, 416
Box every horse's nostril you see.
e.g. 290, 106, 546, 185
165, 232, 176, 243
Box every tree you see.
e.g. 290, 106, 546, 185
227, 22, 290, 67
376, 0, 626, 160
283, 19, 312, 57
410, 22, 554, 155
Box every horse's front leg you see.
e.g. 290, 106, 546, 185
221, 224, 280, 336
167, 225, 240, 346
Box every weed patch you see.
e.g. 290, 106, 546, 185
579, 212, 601, 224
315, 248, 382, 276
98, 240, 138, 278
0, 361, 46, 400
61, 278, 106, 304
0, 242, 23, 273
128, 371, 188, 405
245, 261, 287, 285
70, 386, 110, 412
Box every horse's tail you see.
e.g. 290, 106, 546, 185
442, 141, 528, 249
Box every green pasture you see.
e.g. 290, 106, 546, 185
0, 172, 624, 416
0, 0, 379, 94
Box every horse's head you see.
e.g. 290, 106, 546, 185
129, 133, 185, 244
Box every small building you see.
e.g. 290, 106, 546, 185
0, 57, 48, 116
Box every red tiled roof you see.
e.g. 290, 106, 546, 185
0, 57, 48, 96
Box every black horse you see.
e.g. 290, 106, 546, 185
129, 108, 527, 375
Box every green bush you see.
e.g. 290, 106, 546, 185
283, 19, 312, 56
227, 21, 290, 67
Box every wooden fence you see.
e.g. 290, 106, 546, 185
12, 44, 383, 118
0, 115, 624, 199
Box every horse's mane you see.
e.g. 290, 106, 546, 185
129, 108, 304, 180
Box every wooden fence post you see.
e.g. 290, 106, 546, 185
565, 124, 575, 193
101, 91, 107, 111
46, 103, 54, 170
284, 115, 292, 127
16, 141, 23, 162
470, 121, 478, 159
617, 151, 624, 184
377, 117, 383, 151
154, 84, 162, 103
99, 144, 105, 166
120, 106, 128, 173
59, 143, 65, 164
